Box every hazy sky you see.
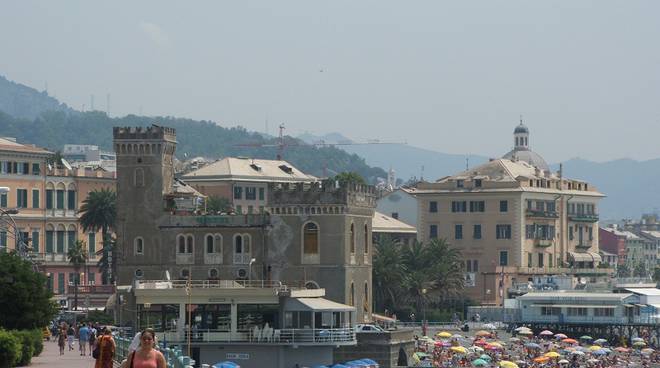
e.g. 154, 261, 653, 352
1, 1, 659, 163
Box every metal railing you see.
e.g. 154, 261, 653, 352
135, 279, 307, 290
568, 214, 599, 222
156, 327, 356, 345
73, 285, 115, 294
517, 267, 614, 275
526, 210, 559, 218
519, 315, 660, 325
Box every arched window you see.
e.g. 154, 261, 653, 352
364, 224, 369, 254
234, 234, 251, 264
186, 235, 194, 253
303, 222, 319, 255
205, 234, 222, 254
134, 168, 145, 187
177, 235, 186, 254
349, 282, 355, 306
364, 282, 369, 314
181, 269, 190, 279
134, 237, 144, 255
350, 223, 355, 254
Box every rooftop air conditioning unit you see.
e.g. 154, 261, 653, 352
236, 268, 248, 279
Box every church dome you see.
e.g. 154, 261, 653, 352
514, 123, 529, 134
502, 149, 550, 172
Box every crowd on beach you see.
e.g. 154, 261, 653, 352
412, 326, 660, 368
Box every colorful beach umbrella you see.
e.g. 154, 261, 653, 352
593, 338, 607, 345
533, 357, 549, 363
633, 341, 647, 347
479, 354, 492, 361
579, 335, 593, 341
554, 333, 567, 339
544, 351, 561, 358
562, 338, 578, 344
589, 345, 602, 351
475, 330, 491, 337
436, 331, 452, 338
499, 361, 519, 368
539, 330, 553, 336
451, 346, 468, 354
614, 347, 630, 353
472, 359, 488, 367
525, 342, 541, 349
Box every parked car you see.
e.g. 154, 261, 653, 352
355, 324, 385, 333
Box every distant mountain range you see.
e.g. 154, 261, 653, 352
297, 132, 658, 221
0, 76, 73, 120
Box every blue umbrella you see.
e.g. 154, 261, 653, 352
360, 359, 377, 365
592, 349, 607, 356
345, 362, 368, 367
332, 365, 350, 368
525, 343, 541, 349
212, 362, 239, 368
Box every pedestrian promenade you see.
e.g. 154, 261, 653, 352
20, 338, 96, 368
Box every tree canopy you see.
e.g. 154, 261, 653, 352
0, 252, 57, 329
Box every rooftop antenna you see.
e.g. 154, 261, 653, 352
420, 165, 424, 181
90, 94, 95, 111
466, 155, 470, 171
277, 123, 285, 160
520, 114, 523, 124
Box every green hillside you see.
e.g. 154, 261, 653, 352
0, 109, 386, 181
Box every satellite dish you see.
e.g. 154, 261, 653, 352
165, 270, 171, 281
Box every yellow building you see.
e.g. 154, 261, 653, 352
415, 124, 610, 305
0, 137, 115, 309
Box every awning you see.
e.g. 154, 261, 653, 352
284, 297, 354, 312
568, 252, 601, 262
372, 313, 396, 322
531, 304, 616, 308
105, 294, 116, 310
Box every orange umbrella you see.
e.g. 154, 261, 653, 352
562, 338, 578, 344
533, 356, 549, 363
475, 330, 492, 337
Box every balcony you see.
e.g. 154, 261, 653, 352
135, 279, 308, 291
204, 253, 223, 265
518, 267, 614, 275
162, 214, 270, 228
534, 240, 553, 248
569, 214, 599, 222
156, 327, 356, 346
233, 253, 252, 265
72, 285, 116, 294
176, 254, 194, 265
526, 210, 559, 219
575, 243, 593, 251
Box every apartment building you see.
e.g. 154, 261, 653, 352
0, 137, 116, 309
181, 157, 317, 214
415, 124, 609, 305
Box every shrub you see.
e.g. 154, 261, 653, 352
0, 330, 21, 368
29, 329, 44, 357
10, 331, 34, 367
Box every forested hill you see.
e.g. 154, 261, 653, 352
0, 110, 386, 181
0, 76, 73, 120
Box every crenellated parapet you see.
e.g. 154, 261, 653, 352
268, 179, 377, 208
113, 124, 177, 156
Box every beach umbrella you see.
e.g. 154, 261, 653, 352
514, 326, 531, 332
554, 333, 567, 339
576, 346, 589, 352
474, 339, 489, 346
533, 356, 549, 363
212, 362, 240, 368
470, 346, 485, 353
345, 361, 368, 367
641, 348, 654, 355
437, 331, 452, 339
545, 351, 561, 358
614, 347, 630, 353
479, 354, 492, 361
472, 358, 488, 367
525, 342, 541, 349
508, 337, 521, 343
558, 359, 569, 364
488, 342, 504, 349
579, 335, 593, 341
601, 347, 612, 353
633, 341, 647, 347
483, 323, 497, 330
475, 330, 491, 337
632, 337, 645, 343
331, 365, 349, 368
517, 330, 533, 335
589, 345, 602, 351
562, 338, 578, 344
539, 330, 553, 336
593, 338, 607, 345
452, 334, 463, 339
451, 346, 468, 354
592, 349, 607, 356
499, 361, 519, 368
570, 351, 585, 356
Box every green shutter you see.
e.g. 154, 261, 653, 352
0, 193, 6, 207
32, 190, 39, 208
0, 232, 6, 252
88, 233, 96, 255
46, 231, 54, 253
56, 232, 64, 253
67, 231, 76, 249
67, 190, 76, 210
32, 231, 39, 252
16, 189, 21, 207
46, 190, 53, 209
57, 273, 65, 294
56, 190, 64, 209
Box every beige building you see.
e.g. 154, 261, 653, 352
0, 137, 115, 309
415, 124, 609, 305
181, 157, 317, 214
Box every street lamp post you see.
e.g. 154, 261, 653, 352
421, 288, 427, 337
248, 258, 256, 284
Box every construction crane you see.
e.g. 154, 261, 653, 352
234, 124, 407, 160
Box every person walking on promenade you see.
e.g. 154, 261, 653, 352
121, 328, 166, 368
67, 324, 75, 351
88, 326, 97, 356
57, 327, 66, 355
94, 327, 116, 368
78, 323, 90, 356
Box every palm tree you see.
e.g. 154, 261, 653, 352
402, 240, 436, 317
372, 235, 408, 313
67, 240, 88, 310
79, 188, 116, 284
424, 238, 464, 301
